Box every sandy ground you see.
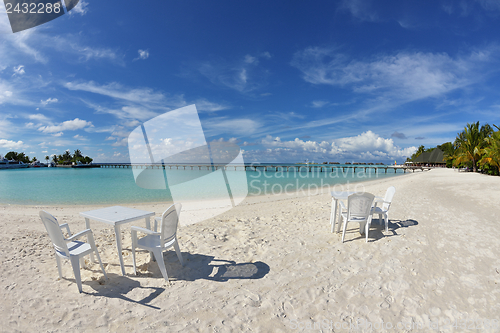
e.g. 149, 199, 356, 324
1, 168, 500, 332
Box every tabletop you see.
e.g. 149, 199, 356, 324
80, 206, 155, 225
330, 191, 358, 200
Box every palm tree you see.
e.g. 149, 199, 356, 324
479, 126, 500, 174
438, 142, 456, 168
73, 149, 83, 161
453, 122, 492, 172
62, 150, 72, 163
410, 145, 425, 161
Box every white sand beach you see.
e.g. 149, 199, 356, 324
1, 168, 500, 332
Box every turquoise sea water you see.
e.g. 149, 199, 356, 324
0, 165, 405, 205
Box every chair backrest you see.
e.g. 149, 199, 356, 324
382, 186, 396, 211
347, 193, 375, 221
39, 211, 69, 257
160, 203, 182, 247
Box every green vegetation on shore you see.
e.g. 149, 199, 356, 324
409, 122, 500, 175
3, 151, 34, 164
51, 149, 93, 165
4, 149, 93, 165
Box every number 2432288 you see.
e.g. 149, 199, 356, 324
5, 2, 62, 14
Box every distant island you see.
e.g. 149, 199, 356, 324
2, 149, 93, 166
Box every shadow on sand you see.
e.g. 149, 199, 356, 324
136, 251, 270, 282
342, 218, 419, 243
80, 252, 270, 309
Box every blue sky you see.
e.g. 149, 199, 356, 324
1, 0, 500, 164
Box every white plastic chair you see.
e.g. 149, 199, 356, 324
131, 203, 184, 282
39, 211, 108, 293
371, 186, 396, 232
340, 193, 375, 243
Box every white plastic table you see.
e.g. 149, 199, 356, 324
330, 191, 357, 233
330, 191, 383, 233
80, 206, 155, 276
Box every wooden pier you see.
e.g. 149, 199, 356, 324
95, 163, 430, 174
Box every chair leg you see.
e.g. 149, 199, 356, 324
70, 256, 83, 293
365, 216, 373, 243
330, 207, 335, 233
153, 250, 169, 282
384, 213, 389, 232
173, 241, 184, 266
131, 231, 137, 276
329, 198, 334, 226
55, 255, 63, 278
341, 218, 348, 243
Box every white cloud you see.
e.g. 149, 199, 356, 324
203, 118, 261, 135
0, 13, 120, 66
261, 52, 272, 59
65, 43, 121, 63
38, 118, 93, 134
28, 113, 51, 122
194, 99, 231, 112
291, 46, 499, 105
13, 65, 25, 76
68, 0, 89, 15
262, 135, 331, 153
89, 103, 159, 121
339, 0, 379, 22
244, 55, 257, 64
134, 49, 150, 61
0, 139, 26, 150
259, 131, 416, 162
111, 138, 128, 147
311, 100, 329, 108
197, 52, 271, 93
0, 87, 14, 104
124, 120, 141, 128
66, 81, 170, 105
73, 82, 229, 124
41, 98, 58, 106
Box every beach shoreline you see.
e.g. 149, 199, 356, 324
2, 168, 500, 332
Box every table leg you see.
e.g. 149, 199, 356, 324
145, 217, 155, 261
114, 224, 126, 276
337, 200, 342, 233
85, 218, 95, 262
330, 198, 337, 233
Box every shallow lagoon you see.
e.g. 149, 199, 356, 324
0, 165, 404, 205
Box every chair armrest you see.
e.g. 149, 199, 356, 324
66, 229, 92, 241
59, 223, 72, 237
371, 206, 385, 213
131, 226, 160, 235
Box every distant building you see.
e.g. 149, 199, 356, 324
412, 148, 446, 166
